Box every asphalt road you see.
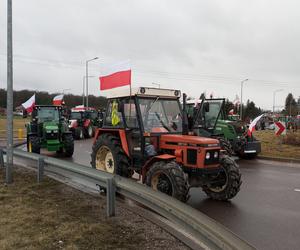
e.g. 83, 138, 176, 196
19, 138, 300, 250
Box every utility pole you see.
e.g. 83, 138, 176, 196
85, 57, 98, 108
240, 78, 248, 121
6, 0, 13, 183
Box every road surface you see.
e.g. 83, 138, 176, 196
19, 138, 300, 250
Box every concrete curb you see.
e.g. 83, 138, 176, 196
257, 155, 300, 164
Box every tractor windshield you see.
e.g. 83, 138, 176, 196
138, 98, 182, 133
70, 112, 82, 120
195, 99, 224, 130
37, 107, 60, 122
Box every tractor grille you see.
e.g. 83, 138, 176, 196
46, 132, 59, 140
204, 150, 219, 165
187, 149, 197, 165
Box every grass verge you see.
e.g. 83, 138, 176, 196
0, 167, 188, 250
254, 130, 300, 159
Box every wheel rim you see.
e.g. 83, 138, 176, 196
95, 146, 115, 173
209, 167, 228, 192
151, 171, 173, 196
88, 126, 93, 137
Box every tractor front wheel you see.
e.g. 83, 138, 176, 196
63, 134, 74, 157
27, 135, 40, 154
84, 125, 94, 138
203, 156, 241, 201
91, 134, 131, 177
219, 138, 234, 156
146, 161, 189, 202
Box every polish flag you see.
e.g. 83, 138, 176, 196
53, 94, 64, 105
247, 114, 264, 136
22, 94, 35, 113
229, 109, 234, 115
99, 60, 131, 91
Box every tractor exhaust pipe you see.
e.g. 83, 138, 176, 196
182, 93, 189, 135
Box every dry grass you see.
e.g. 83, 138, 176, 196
0, 167, 188, 250
254, 130, 300, 159
0, 117, 29, 139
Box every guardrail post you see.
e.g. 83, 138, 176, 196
37, 157, 44, 183
106, 178, 116, 217
0, 149, 4, 168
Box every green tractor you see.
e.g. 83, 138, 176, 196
26, 105, 74, 157
187, 98, 261, 158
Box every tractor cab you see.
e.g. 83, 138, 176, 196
91, 87, 241, 202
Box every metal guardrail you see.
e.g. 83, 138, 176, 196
0, 148, 255, 250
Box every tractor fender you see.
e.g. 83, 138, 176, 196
141, 154, 176, 183
27, 132, 38, 137
93, 128, 129, 157
83, 119, 91, 128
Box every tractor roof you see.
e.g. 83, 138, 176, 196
71, 106, 96, 112
35, 105, 61, 108
106, 87, 181, 99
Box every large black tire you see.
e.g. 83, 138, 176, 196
74, 127, 84, 140
91, 134, 131, 177
27, 135, 40, 154
219, 138, 234, 156
84, 125, 94, 138
63, 134, 74, 157
203, 156, 241, 201
146, 161, 189, 202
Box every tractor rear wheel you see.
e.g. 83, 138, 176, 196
146, 161, 189, 202
63, 134, 74, 157
203, 156, 241, 201
91, 134, 131, 177
74, 127, 84, 140
27, 135, 40, 154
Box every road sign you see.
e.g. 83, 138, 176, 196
275, 121, 286, 136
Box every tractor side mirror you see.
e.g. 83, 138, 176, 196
204, 102, 210, 112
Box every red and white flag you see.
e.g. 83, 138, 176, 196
53, 94, 64, 105
22, 94, 35, 113
248, 114, 264, 136
99, 60, 131, 91
228, 109, 234, 115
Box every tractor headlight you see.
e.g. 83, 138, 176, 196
205, 152, 211, 159
214, 151, 219, 158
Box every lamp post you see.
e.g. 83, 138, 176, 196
272, 89, 283, 113
240, 78, 248, 121
6, 0, 13, 183
82, 76, 96, 106
86, 57, 99, 107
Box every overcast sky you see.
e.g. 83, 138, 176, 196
1, 0, 300, 110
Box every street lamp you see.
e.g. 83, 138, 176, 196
86, 57, 99, 107
273, 89, 283, 113
82, 76, 96, 106
240, 78, 249, 121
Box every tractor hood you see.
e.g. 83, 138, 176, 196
44, 123, 59, 132
160, 134, 220, 147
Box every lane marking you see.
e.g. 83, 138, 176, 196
294, 189, 300, 192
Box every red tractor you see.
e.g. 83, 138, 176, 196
68, 106, 97, 139
91, 87, 241, 202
